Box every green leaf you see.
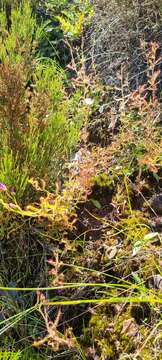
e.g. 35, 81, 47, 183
91, 199, 102, 209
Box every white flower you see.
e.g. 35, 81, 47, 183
84, 97, 94, 106
73, 151, 82, 162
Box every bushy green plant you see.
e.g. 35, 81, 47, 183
0, 351, 21, 360
0, 348, 45, 360
0, 61, 84, 200
0, 0, 44, 70
33, 0, 93, 65
0, 1, 85, 202
55, 0, 93, 40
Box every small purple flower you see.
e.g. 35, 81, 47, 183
0, 183, 7, 192
55, 289, 63, 296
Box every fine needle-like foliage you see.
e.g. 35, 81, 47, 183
0, 1, 85, 201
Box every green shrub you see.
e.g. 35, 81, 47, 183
0, 62, 84, 201
0, 351, 21, 360
0, 1, 44, 69
33, 0, 93, 65
0, 1, 85, 202
0, 348, 45, 360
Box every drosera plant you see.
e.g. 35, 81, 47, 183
0, 151, 94, 233
82, 42, 162, 186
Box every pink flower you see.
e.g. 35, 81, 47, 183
9, 203, 18, 209
0, 183, 7, 192
48, 269, 56, 275
48, 198, 54, 205
47, 259, 55, 266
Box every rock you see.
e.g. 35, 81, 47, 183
150, 193, 162, 215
